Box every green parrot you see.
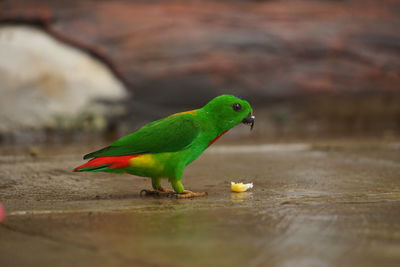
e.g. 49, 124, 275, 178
74, 95, 254, 198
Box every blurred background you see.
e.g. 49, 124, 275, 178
1, 2, 400, 267
0, 0, 399, 145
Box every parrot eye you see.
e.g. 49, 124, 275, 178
232, 103, 242, 112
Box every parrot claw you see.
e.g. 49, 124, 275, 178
175, 190, 208, 199
140, 188, 175, 197
139, 189, 207, 198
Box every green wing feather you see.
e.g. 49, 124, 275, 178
84, 114, 199, 159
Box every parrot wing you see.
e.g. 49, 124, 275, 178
83, 114, 200, 159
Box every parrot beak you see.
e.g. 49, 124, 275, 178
242, 113, 255, 130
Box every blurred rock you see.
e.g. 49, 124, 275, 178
2, 0, 399, 104
0, 0, 399, 140
0, 25, 127, 135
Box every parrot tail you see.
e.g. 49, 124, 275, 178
73, 155, 140, 172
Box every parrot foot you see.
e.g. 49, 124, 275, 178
140, 187, 175, 197
175, 190, 208, 199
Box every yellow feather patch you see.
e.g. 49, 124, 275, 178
129, 154, 158, 168
169, 110, 198, 117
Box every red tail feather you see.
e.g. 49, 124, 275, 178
73, 155, 140, 171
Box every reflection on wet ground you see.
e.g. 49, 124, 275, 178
0, 141, 400, 267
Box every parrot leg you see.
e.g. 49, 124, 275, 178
170, 179, 207, 198
140, 177, 175, 197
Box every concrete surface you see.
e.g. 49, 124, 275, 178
0, 141, 400, 267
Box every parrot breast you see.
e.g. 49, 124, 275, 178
208, 130, 228, 147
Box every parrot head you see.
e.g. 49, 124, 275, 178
202, 95, 255, 132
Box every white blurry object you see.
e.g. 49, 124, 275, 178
231, 182, 253, 193
0, 25, 126, 132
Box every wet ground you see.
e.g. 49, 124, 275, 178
1, 141, 400, 267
